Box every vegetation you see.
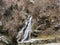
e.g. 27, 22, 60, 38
0, 0, 60, 45
0, 0, 2, 5
4, 5, 13, 17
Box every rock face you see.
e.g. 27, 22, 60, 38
0, 0, 60, 45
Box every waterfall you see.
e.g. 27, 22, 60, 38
21, 16, 32, 42
16, 15, 32, 43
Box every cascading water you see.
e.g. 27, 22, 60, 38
21, 16, 32, 42
16, 15, 32, 43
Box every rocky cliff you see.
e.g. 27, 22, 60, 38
0, 0, 60, 45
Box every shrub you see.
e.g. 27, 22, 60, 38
4, 5, 13, 17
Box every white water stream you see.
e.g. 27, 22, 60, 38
21, 16, 32, 42
16, 15, 32, 43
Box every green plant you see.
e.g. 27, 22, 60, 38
0, 25, 8, 35
0, 25, 3, 33
40, 16, 51, 28
4, 5, 13, 17
0, 0, 2, 5
18, 0, 20, 1
13, 4, 18, 10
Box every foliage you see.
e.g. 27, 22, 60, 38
4, 5, 13, 17
14, 4, 18, 10
0, 0, 2, 5
0, 25, 3, 33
